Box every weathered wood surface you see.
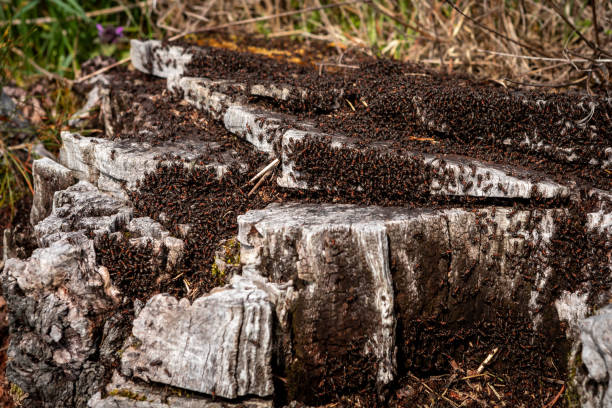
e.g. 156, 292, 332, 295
121, 286, 275, 399
1, 38, 610, 408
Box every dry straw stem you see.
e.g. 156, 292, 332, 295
477, 49, 612, 64
248, 171, 269, 196
476, 347, 498, 374
544, 383, 566, 408
248, 158, 279, 185
76, 57, 131, 83
154, 0, 612, 90
168, 0, 372, 41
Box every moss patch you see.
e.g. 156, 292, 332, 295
108, 389, 147, 401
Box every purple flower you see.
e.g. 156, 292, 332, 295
96, 24, 124, 44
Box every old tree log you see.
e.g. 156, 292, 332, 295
1, 38, 611, 407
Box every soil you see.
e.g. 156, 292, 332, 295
63, 36, 612, 407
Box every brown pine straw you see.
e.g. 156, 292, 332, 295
152, 0, 612, 92
168, 0, 372, 41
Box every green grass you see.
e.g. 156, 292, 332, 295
1, 0, 156, 80
281, 0, 419, 59
0, 1, 157, 224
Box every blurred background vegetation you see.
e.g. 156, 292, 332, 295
0, 0, 610, 229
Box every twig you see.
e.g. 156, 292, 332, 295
488, 383, 504, 404
450, 388, 487, 406
477, 49, 612, 64
248, 172, 269, 196
503, 76, 588, 88
542, 377, 565, 386
345, 99, 355, 111
444, 0, 551, 58
10, 48, 73, 86
408, 373, 460, 408
460, 373, 489, 381
431, 1, 444, 71
590, 0, 601, 50
476, 347, 498, 374
3, 143, 33, 152
563, 48, 600, 67
4, 1, 153, 25
267, 29, 307, 38
168, 0, 371, 41
248, 158, 279, 184
184, 10, 210, 24
76, 57, 131, 83
3, 147, 34, 194
315, 62, 360, 69
544, 383, 565, 408
436, 373, 458, 406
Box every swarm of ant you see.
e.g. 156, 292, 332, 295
86, 37, 611, 407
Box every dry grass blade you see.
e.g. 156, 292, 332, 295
248, 171, 269, 196
2, 143, 33, 152
76, 57, 131, 83
477, 347, 498, 374
444, 0, 549, 58
477, 49, 612, 64
407, 373, 461, 408
168, 0, 372, 41
589, 0, 601, 50
542, 377, 565, 385
5, 151, 33, 195
504, 75, 588, 88
315, 62, 359, 69
488, 383, 504, 404
153, 0, 612, 90
545, 0, 611, 58
543, 383, 565, 408
369, 2, 435, 40
248, 158, 279, 185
